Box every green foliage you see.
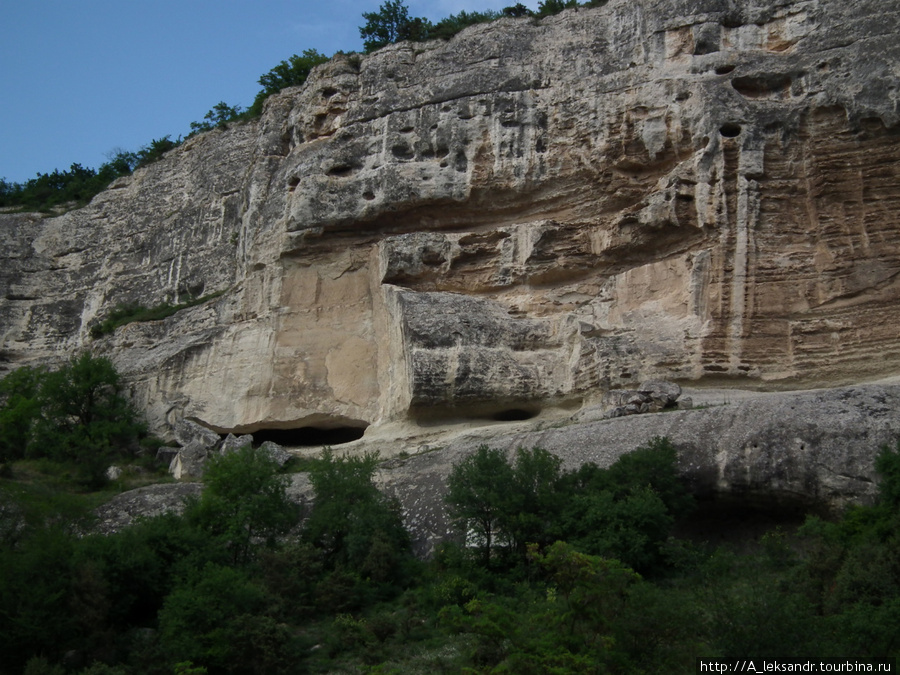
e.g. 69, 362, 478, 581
0, 365, 45, 462
184, 444, 299, 565
502, 3, 534, 17
249, 49, 330, 116
428, 9, 501, 41
0, 525, 77, 672
189, 102, 244, 136
5, 410, 900, 674
303, 448, 412, 585
90, 291, 225, 338
359, 0, 436, 53
445, 445, 516, 564
0, 354, 144, 485
445, 438, 693, 573
158, 563, 305, 674
0, 136, 180, 213
537, 0, 580, 17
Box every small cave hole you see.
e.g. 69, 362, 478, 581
287, 177, 300, 192
327, 164, 355, 178
719, 123, 742, 138
391, 144, 415, 160
252, 426, 366, 447
715, 64, 736, 75
492, 408, 538, 422
321, 87, 339, 99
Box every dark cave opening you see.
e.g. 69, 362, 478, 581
674, 493, 818, 551
252, 426, 366, 447
492, 408, 539, 422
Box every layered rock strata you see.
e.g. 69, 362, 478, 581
1, 0, 899, 441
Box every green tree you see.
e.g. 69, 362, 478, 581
428, 10, 500, 41
444, 445, 516, 565
503, 3, 534, 17
184, 444, 299, 565
537, 0, 579, 17
189, 102, 244, 135
359, 0, 431, 53
249, 49, 330, 116
158, 563, 305, 675
31, 353, 143, 482
1, 354, 144, 483
0, 365, 45, 462
303, 449, 411, 584
503, 446, 565, 556
557, 437, 693, 573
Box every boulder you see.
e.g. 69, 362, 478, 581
259, 440, 292, 467
220, 433, 255, 454
170, 440, 210, 480
173, 419, 220, 450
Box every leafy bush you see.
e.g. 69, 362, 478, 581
0, 353, 144, 485
303, 449, 413, 587
445, 438, 693, 573
249, 49, 330, 116
90, 291, 225, 338
0, 136, 181, 213
184, 444, 300, 565
188, 102, 244, 136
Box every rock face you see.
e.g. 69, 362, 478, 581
95, 384, 900, 554
2, 0, 899, 444
381, 383, 900, 555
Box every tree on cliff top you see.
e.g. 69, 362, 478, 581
360, 0, 430, 53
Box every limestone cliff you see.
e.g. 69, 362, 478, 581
1, 0, 899, 443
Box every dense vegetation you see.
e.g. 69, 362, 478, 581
2, 356, 899, 674
1, 0, 609, 214
0, 353, 146, 487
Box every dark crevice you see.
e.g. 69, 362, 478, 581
252, 426, 366, 447
492, 408, 538, 421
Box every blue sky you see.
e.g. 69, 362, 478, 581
1, 0, 539, 184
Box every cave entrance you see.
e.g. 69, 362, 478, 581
250, 425, 367, 447
674, 493, 818, 552
492, 408, 539, 422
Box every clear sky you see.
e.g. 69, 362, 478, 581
1, 0, 539, 185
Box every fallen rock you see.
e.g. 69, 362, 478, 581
173, 419, 220, 450
93, 483, 204, 534
259, 440, 292, 467
170, 440, 211, 480
220, 433, 255, 454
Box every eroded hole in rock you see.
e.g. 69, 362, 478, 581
492, 408, 538, 422
731, 73, 792, 99
391, 144, 415, 160
287, 177, 300, 192
252, 426, 367, 447
327, 164, 355, 178
715, 64, 736, 75
410, 403, 541, 425
719, 123, 742, 138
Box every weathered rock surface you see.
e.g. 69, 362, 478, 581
93, 482, 203, 534
381, 383, 900, 555
96, 384, 900, 556
2, 0, 899, 448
